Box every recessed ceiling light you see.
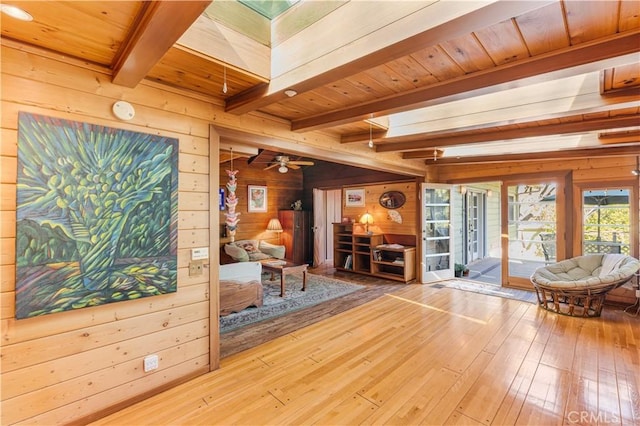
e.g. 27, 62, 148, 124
284, 89, 297, 97
1, 4, 33, 21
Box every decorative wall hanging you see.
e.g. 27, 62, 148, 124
248, 185, 267, 212
15, 112, 178, 318
224, 149, 240, 242
379, 191, 406, 209
387, 210, 403, 224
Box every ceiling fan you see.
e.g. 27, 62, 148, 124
264, 155, 314, 173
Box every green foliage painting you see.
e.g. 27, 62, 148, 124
16, 112, 178, 319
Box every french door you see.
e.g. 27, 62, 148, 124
503, 181, 563, 288
465, 190, 486, 263
421, 183, 454, 282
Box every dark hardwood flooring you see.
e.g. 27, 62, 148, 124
219, 265, 407, 358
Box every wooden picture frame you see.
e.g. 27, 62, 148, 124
345, 188, 365, 207
248, 185, 267, 212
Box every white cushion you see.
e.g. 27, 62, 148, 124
259, 241, 286, 259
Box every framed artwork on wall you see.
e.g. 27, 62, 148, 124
15, 112, 178, 319
248, 185, 267, 212
345, 188, 365, 207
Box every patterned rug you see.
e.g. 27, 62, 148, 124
219, 273, 365, 333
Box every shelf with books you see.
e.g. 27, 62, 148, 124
333, 223, 415, 282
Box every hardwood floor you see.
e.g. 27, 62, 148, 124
220, 266, 407, 358
93, 270, 640, 425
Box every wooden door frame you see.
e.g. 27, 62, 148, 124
501, 171, 571, 290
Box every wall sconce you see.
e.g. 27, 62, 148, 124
359, 212, 374, 234
487, 189, 493, 197
266, 218, 283, 243
459, 186, 467, 195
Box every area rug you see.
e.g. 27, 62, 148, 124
220, 273, 365, 333
433, 279, 537, 304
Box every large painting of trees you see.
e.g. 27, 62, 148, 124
15, 112, 178, 319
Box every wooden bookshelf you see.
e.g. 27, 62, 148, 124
371, 245, 416, 282
333, 223, 416, 282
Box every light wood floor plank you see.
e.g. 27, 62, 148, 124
90, 283, 640, 426
515, 363, 570, 425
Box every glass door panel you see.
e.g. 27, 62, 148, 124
582, 189, 630, 255
421, 183, 453, 282
507, 183, 557, 280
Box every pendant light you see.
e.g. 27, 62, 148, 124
222, 65, 228, 94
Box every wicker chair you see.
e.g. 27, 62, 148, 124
530, 254, 640, 317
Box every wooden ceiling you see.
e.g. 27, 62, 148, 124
1, 0, 638, 167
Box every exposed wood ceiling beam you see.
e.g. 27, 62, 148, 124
379, 75, 639, 140
112, 1, 211, 87
290, 31, 640, 132
424, 145, 640, 165
213, 126, 425, 177
598, 129, 640, 144
380, 114, 640, 153
225, 1, 553, 115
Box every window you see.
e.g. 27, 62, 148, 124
582, 189, 630, 255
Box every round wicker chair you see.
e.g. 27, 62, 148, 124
530, 254, 640, 317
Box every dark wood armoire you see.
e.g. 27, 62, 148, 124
278, 210, 312, 265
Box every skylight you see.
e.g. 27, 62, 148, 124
238, 0, 300, 19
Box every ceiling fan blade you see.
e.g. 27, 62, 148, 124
289, 161, 314, 166
287, 164, 300, 169
263, 163, 279, 170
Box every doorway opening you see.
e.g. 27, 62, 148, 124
453, 182, 502, 285
312, 188, 342, 267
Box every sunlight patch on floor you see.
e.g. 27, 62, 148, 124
385, 293, 487, 325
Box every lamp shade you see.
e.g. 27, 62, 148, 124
359, 212, 373, 225
359, 212, 373, 234
266, 218, 283, 232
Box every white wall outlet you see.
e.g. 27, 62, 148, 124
635, 289, 640, 298
144, 354, 159, 372
191, 247, 209, 260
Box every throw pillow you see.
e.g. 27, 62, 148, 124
224, 244, 249, 262
259, 241, 286, 259
234, 240, 260, 254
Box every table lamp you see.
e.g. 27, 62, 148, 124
360, 212, 374, 234
266, 218, 283, 243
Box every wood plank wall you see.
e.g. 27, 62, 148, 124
342, 182, 418, 239
0, 38, 427, 424
218, 157, 303, 247
0, 43, 219, 425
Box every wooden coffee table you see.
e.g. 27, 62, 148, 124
261, 260, 308, 297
